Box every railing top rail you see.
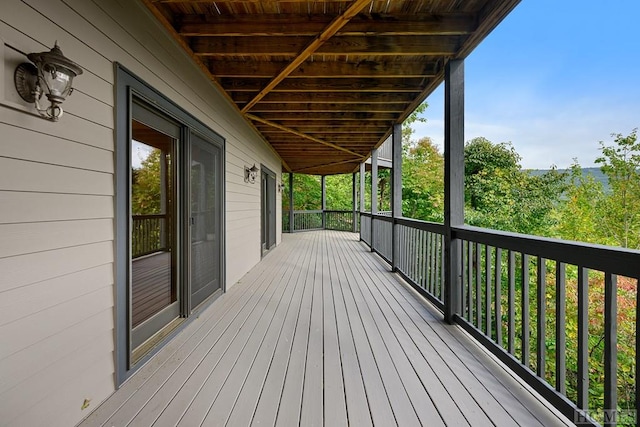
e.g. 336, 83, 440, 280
132, 213, 166, 219
396, 217, 445, 234
292, 209, 323, 214
371, 215, 394, 223
454, 224, 640, 278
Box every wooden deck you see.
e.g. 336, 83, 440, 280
132, 252, 173, 327
80, 231, 571, 427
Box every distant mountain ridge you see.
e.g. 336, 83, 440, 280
527, 167, 610, 191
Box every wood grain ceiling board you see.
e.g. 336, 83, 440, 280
144, 0, 520, 175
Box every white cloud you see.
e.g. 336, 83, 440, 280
411, 85, 640, 170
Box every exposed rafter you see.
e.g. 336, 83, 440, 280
246, 114, 366, 159
240, 0, 373, 113
144, 0, 521, 175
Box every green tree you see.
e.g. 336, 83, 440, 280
554, 162, 607, 243
464, 137, 566, 235
401, 137, 444, 221
132, 148, 162, 214
595, 129, 640, 248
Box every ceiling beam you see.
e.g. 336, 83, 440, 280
208, 59, 439, 78
260, 120, 392, 129
232, 92, 415, 104
247, 114, 367, 159
240, 0, 373, 113
249, 103, 406, 113
254, 112, 397, 121
193, 35, 461, 57
220, 77, 425, 93
293, 158, 362, 174
179, 13, 477, 37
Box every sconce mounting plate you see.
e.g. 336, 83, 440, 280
14, 62, 39, 103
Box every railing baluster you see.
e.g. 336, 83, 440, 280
636, 275, 640, 426
577, 266, 588, 409
410, 227, 416, 284
537, 257, 546, 379
604, 273, 617, 426
508, 250, 515, 355
556, 262, 566, 395
475, 242, 481, 330
495, 247, 503, 346
486, 245, 492, 338
468, 241, 474, 322
440, 235, 445, 300
522, 254, 530, 368
426, 231, 435, 295
461, 241, 468, 319
416, 229, 423, 288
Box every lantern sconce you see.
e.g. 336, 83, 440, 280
278, 183, 285, 193
14, 42, 83, 121
244, 164, 258, 184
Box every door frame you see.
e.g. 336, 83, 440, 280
115, 64, 226, 386
261, 164, 277, 256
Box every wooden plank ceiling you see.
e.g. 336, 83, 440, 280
144, 0, 520, 175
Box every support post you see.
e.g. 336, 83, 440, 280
288, 172, 294, 233
370, 148, 378, 251
391, 124, 402, 271
444, 59, 465, 324
352, 172, 357, 233
359, 162, 365, 241
321, 175, 326, 229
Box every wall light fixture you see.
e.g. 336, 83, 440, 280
14, 42, 83, 121
244, 164, 258, 184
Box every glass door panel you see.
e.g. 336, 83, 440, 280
190, 133, 221, 308
130, 115, 180, 351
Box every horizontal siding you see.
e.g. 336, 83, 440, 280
0, 104, 113, 151
0, 0, 282, 425
0, 241, 113, 293
2, 330, 115, 427
0, 191, 113, 224
0, 218, 113, 258
0, 285, 114, 360
0, 263, 114, 327
0, 123, 113, 172
0, 307, 113, 395
0, 158, 113, 195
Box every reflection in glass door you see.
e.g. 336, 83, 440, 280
190, 133, 221, 308
130, 112, 180, 352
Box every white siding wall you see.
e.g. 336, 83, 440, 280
0, 0, 281, 425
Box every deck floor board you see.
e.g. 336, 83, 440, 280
80, 231, 572, 427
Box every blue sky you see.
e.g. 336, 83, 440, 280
414, 0, 640, 169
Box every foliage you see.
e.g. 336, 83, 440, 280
595, 129, 640, 249
401, 137, 444, 222
554, 162, 608, 244
463, 137, 567, 235
131, 148, 163, 214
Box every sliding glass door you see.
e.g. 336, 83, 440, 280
130, 105, 180, 352
190, 133, 222, 308
127, 100, 223, 363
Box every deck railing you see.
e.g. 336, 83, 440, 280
283, 209, 358, 233
132, 214, 168, 258
361, 212, 640, 427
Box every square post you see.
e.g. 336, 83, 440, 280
359, 162, 366, 212
321, 175, 326, 229
370, 148, 378, 251
359, 162, 365, 241
352, 172, 357, 233
391, 123, 402, 271
444, 59, 465, 323
288, 172, 294, 233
